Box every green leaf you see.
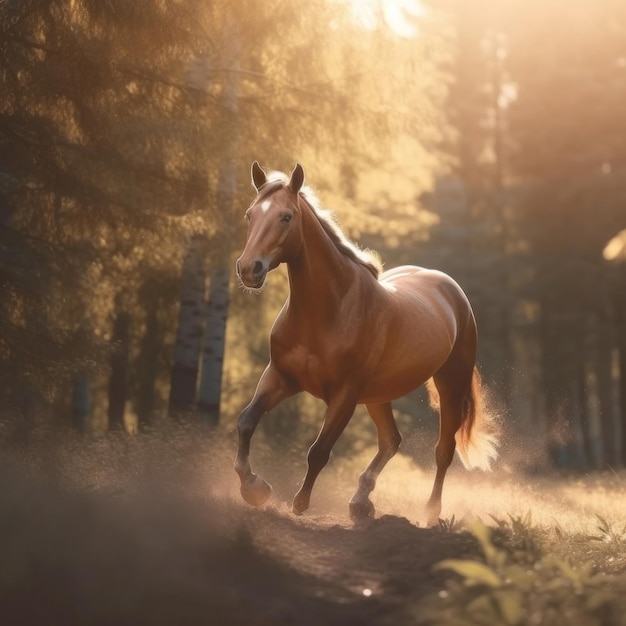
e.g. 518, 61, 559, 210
586, 589, 618, 610
493, 589, 524, 625
468, 522, 498, 563
493, 550, 508, 569
467, 593, 497, 619
595, 513, 610, 533
542, 577, 567, 592
504, 564, 534, 591
436, 559, 502, 587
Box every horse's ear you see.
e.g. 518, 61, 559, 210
288, 163, 305, 194
251, 161, 267, 191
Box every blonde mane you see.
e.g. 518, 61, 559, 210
256, 173, 382, 279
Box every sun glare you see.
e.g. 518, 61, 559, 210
345, 0, 424, 38
603, 229, 626, 261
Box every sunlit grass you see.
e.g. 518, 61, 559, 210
285, 444, 626, 537
7, 418, 626, 543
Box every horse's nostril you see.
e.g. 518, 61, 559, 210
253, 260, 264, 276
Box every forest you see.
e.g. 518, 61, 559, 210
3, 1, 626, 624
2, 0, 624, 470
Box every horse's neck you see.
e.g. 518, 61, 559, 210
287, 213, 360, 314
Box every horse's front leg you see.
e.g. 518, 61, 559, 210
349, 402, 402, 521
235, 363, 293, 507
292, 390, 357, 515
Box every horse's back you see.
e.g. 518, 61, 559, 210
379, 265, 472, 325
359, 265, 474, 402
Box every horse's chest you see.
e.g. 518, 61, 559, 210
274, 341, 344, 400
280, 343, 325, 392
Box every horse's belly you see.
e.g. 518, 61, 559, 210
359, 350, 448, 404
358, 310, 456, 403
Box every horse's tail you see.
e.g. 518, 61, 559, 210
427, 367, 499, 470
455, 368, 499, 470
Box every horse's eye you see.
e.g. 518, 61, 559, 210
281, 214, 293, 224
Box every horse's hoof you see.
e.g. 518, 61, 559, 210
349, 499, 375, 522
240, 474, 272, 507
425, 508, 442, 528
292, 492, 309, 516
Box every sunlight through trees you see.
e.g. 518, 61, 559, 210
0, 0, 625, 470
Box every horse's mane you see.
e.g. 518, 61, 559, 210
257, 172, 382, 279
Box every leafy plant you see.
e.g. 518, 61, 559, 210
489, 511, 542, 566
423, 521, 625, 626
587, 514, 626, 546
437, 514, 465, 534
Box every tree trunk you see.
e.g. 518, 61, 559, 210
577, 359, 594, 470
197, 267, 230, 425
196, 15, 240, 426
108, 311, 131, 430
169, 235, 206, 419
617, 293, 626, 467
136, 276, 164, 428
595, 316, 616, 467
489, 32, 512, 407
541, 302, 578, 468
71, 372, 91, 434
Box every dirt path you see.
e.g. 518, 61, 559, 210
237, 507, 481, 625
0, 461, 482, 626
3, 430, 626, 625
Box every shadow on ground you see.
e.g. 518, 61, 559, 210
0, 456, 480, 626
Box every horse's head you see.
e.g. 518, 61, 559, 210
236, 161, 305, 290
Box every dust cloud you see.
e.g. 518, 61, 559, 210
238, 424, 626, 536
1, 421, 625, 625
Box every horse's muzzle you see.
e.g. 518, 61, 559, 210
236, 257, 267, 289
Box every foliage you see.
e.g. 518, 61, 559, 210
424, 519, 626, 626
587, 514, 626, 547
489, 511, 543, 566
0, 0, 624, 459
1, 0, 442, 428
0, 0, 213, 414
437, 515, 465, 534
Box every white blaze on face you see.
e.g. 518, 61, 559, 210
260, 199, 272, 213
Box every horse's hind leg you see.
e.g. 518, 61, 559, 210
349, 402, 401, 521
425, 358, 473, 526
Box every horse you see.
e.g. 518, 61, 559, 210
234, 162, 498, 525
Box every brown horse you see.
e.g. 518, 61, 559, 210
235, 162, 498, 525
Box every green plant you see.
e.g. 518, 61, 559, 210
437, 514, 465, 534
489, 511, 542, 566
423, 521, 624, 626
587, 514, 626, 546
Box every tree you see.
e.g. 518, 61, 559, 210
0, 0, 220, 429
505, 0, 626, 466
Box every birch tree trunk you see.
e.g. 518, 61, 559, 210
197, 265, 231, 424
196, 17, 240, 426
168, 234, 206, 419
108, 311, 130, 430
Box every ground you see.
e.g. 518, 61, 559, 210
0, 478, 480, 626
1, 425, 626, 625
